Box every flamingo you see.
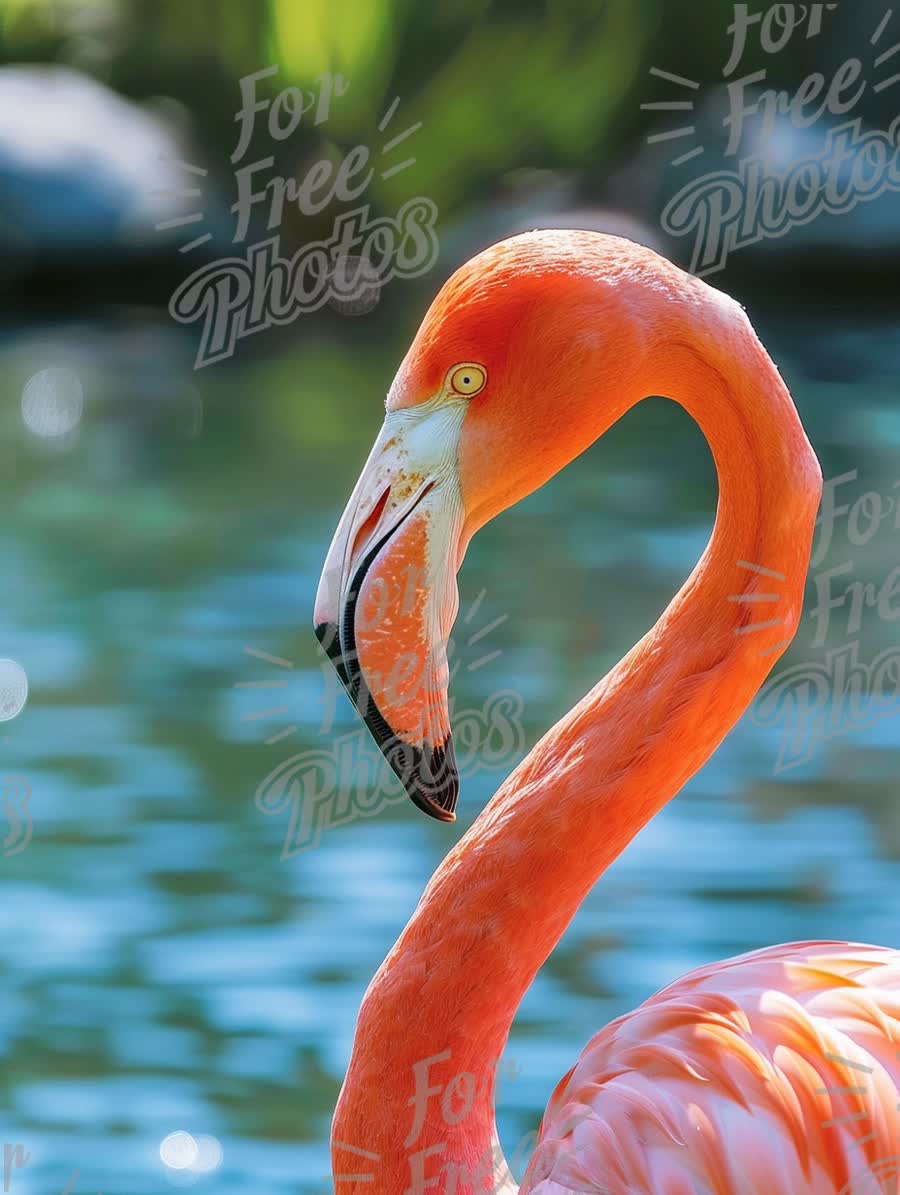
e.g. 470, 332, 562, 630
314, 231, 900, 1194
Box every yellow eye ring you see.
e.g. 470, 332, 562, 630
448, 363, 487, 397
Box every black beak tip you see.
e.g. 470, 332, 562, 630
315, 619, 458, 823
386, 737, 459, 823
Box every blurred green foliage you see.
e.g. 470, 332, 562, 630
0, 0, 825, 217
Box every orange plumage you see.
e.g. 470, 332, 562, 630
316, 231, 900, 1194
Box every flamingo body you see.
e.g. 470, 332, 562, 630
526, 942, 900, 1194
315, 231, 900, 1194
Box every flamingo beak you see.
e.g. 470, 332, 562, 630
314, 404, 467, 822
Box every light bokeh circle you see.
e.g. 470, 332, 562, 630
160, 1131, 198, 1171
0, 660, 28, 722
21, 368, 84, 438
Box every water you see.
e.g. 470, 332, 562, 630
1, 289, 898, 1193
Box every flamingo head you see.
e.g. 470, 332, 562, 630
314, 231, 648, 821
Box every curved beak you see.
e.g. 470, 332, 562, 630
314, 404, 467, 821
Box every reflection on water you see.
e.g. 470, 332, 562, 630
1, 294, 898, 1193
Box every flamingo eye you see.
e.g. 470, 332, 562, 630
448, 363, 486, 397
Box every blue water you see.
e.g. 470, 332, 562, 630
1, 301, 898, 1193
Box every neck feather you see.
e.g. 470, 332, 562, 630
331, 286, 822, 1193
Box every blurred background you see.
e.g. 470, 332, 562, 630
1, 0, 899, 1191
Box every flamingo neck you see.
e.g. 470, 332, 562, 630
332, 290, 822, 1193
